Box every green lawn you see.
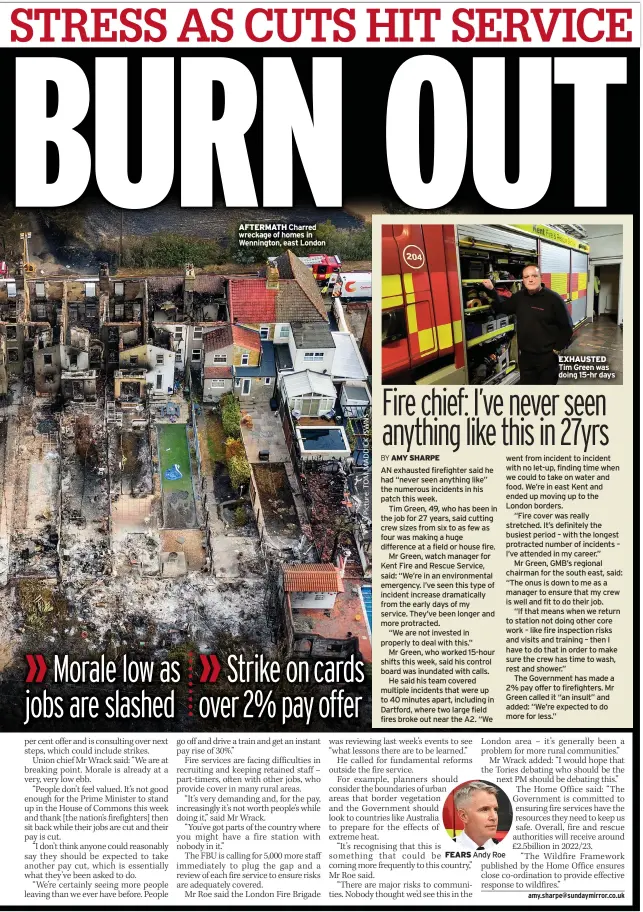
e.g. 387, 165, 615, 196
157, 424, 193, 492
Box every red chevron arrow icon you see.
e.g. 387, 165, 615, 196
200, 654, 221, 683
25, 654, 47, 683
25, 655, 37, 682
35, 655, 47, 682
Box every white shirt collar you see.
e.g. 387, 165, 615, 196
455, 831, 496, 851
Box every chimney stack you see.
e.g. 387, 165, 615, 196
266, 263, 280, 291
99, 262, 110, 294
184, 263, 195, 315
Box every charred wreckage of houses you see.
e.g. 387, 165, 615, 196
0, 252, 372, 672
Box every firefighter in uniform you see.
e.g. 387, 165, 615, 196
482, 266, 573, 385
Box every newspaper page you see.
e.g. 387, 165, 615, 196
0, 2, 638, 910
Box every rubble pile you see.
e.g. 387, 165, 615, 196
61, 575, 272, 651
112, 532, 160, 576
0, 254, 372, 686
59, 405, 111, 581
131, 435, 153, 495
304, 468, 362, 576
8, 398, 61, 579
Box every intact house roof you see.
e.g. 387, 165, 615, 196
331, 332, 369, 381
235, 341, 276, 378
203, 324, 262, 352
276, 279, 327, 323
228, 258, 328, 325
274, 344, 294, 372
342, 382, 371, 405
274, 250, 327, 319
281, 370, 336, 400
204, 365, 233, 379
283, 563, 344, 593
228, 278, 277, 323
291, 322, 335, 350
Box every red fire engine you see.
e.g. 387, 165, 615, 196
382, 223, 590, 384
298, 254, 341, 285
382, 224, 464, 382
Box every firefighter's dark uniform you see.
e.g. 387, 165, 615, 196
488, 284, 573, 385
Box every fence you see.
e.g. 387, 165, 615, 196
190, 403, 203, 491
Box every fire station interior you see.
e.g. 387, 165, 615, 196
458, 234, 530, 385
381, 223, 623, 387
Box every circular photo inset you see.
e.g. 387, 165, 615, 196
442, 780, 513, 850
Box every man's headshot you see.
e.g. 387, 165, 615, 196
443, 780, 513, 851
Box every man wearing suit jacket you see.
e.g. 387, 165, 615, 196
453, 781, 500, 851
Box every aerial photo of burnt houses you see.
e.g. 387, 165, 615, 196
0, 205, 373, 729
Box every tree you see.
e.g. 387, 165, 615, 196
225, 437, 245, 461
228, 454, 251, 491
225, 218, 372, 265
221, 393, 241, 439
233, 505, 248, 527
0, 206, 29, 261
312, 220, 372, 260
39, 208, 85, 241
121, 233, 223, 268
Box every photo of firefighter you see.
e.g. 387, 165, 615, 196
442, 780, 513, 850
380, 223, 624, 386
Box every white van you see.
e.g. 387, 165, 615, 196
336, 273, 372, 300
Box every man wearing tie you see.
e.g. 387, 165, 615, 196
453, 781, 500, 851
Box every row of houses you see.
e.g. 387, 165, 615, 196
0, 252, 371, 415
0, 246, 373, 661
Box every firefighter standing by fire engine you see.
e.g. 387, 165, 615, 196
482, 265, 573, 385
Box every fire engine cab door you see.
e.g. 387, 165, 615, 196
382, 225, 411, 375
421, 225, 456, 358
390, 225, 439, 369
